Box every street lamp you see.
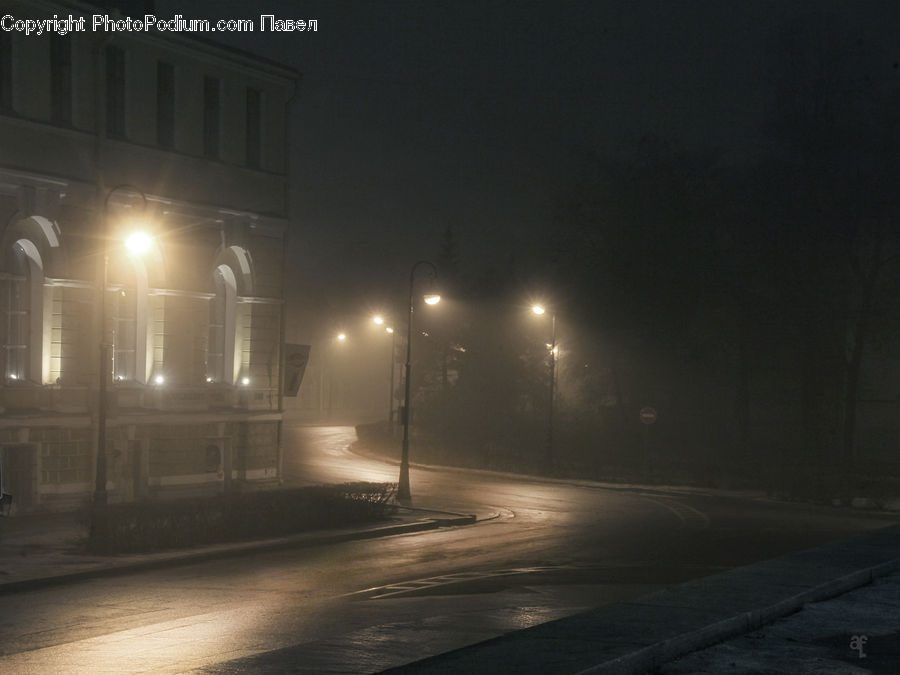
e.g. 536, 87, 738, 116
532, 304, 557, 473
323, 331, 348, 419
373, 316, 397, 433
94, 184, 151, 544
398, 261, 440, 500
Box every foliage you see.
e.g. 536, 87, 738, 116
86, 482, 396, 554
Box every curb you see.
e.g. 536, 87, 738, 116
0, 514, 476, 597
351, 443, 900, 516
575, 556, 900, 674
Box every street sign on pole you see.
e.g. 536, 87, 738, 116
639, 406, 657, 425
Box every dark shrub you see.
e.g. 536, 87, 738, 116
87, 482, 396, 554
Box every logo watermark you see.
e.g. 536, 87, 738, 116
850, 634, 868, 659
1, 13, 317, 36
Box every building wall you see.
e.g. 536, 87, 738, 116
0, 1, 298, 512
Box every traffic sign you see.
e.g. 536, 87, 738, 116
639, 407, 657, 425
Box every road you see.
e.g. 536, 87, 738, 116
0, 424, 895, 673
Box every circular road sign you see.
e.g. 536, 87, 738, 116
640, 407, 657, 425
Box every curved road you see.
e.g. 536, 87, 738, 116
0, 424, 895, 673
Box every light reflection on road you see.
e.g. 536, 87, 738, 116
1, 424, 895, 673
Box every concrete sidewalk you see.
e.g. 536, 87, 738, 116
0, 501, 479, 596
386, 524, 900, 674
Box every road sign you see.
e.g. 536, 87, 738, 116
640, 406, 657, 425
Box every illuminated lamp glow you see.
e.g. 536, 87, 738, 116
125, 231, 153, 255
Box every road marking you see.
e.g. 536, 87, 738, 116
345, 563, 658, 600
641, 495, 710, 530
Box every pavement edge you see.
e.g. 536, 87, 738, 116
0, 514, 476, 597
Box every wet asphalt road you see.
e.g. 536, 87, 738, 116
0, 424, 895, 673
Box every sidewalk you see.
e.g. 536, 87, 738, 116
0, 501, 480, 595
386, 523, 900, 674
658, 568, 900, 674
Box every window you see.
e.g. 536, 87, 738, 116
203, 76, 220, 158
245, 87, 262, 168
156, 61, 174, 148
208, 265, 237, 384
50, 35, 72, 124
0, 33, 12, 111
5, 247, 29, 382
4, 240, 42, 383
113, 287, 137, 381
105, 46, 125, 138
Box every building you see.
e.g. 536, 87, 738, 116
0, 0, 299, 511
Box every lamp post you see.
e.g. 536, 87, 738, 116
398, 261, 440, 501
532, 305, 557, 473
373, 316, 397, 433
93, 184, 150, 543
325, 332, 347, 419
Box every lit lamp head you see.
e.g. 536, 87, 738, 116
337, 333, 347, 341
373, 315, 384, 325
385, 326, 394, 334
424, 293, 441, 305
125, 230, 153, 256
532, 304, 546, 316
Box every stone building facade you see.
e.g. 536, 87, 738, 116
0, 0, 298, 511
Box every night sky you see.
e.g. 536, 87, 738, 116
153, 0, 899, 338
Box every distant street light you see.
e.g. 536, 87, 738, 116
532, 304, 557, 473
325, 332, 348, 418
94, 184, 152, 546
398, 260, 440, 500
373, 316, 398, 433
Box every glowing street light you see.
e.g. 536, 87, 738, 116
94, 184, 152, 549
531, 302, 557, 473
125, 231, 153, 256
337, 332, 347, 341
398, 260, 440, 501
373, 315, 398, 433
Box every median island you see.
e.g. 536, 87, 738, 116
85, 482, 397, 554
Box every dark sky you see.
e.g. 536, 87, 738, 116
155, 0, 900, 334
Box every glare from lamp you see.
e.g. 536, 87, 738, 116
154, 374, 165, 385
241, 377, 250, 385
424, 294, 440, 305
337, 333, 347, 341
125, 231, 153, 256
385, 326, 394, 334
373, 316, 384, 325
532, 305, 546, 315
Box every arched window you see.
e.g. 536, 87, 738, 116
4, 239, 43, 383
110, 252, 149, 384
113, 286, 136, 381
208, 264, 237, 384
